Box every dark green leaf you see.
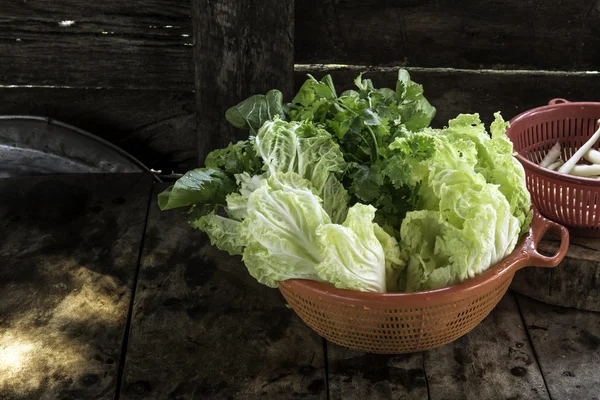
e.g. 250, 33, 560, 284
204, 140, 262, 175
225, 89, 286, 134
157, 168, 237, 211
360, 109, 382, 126
187, 203, 218, 224
348, 163, 384, 203
292, 74, 336, 107
399, 100, 436, 132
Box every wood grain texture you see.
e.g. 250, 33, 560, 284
326, 346, 428, 400
0, 0, 193, 89
425, 293, 549, 400
516, 294, 600, 400
295, 67, 600, 129
0, 88, 196, 171
0, 173, 153, 400
511, 236, 600, 312
192, 0, 294, 162
119, 183, 326, 399
295, 0, 600, 70
3, 0, 600, 90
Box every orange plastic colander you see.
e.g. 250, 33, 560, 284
508, 98, 600, 237
280, 210, 568, 354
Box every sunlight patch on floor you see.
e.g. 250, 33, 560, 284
0, 265, 128, 397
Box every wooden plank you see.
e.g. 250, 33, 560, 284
4, 0, 599, 89
516, 294, 600, 399
192, 0, 294, 162
0, 0, 192, 89
295, 0, 600, 70
0, 173, 153, 400
0, 88, 196, 171
425, 293, 549, 400
511, 236, 600, 312
295, 67, 600, 128
119, 183, 326, 399
326, 345, 428, 399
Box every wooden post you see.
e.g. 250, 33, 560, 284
192, 0, 294, 164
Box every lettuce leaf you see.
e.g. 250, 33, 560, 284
255, 118, 347, 193
316, 204, 387, 292
255, 118, 349, 222
241, 172, 330, 288
396, 133, 521, 291
192, 214, 245, 256
435, 113, 532, 234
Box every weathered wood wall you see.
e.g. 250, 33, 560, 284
1, 0, 599, 170
295, 0, 600, 70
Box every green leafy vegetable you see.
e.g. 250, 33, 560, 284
158, 168, 236, 211
225, 89, 287, 134
315, 204, 387, 292
254, 117, 349, 222
320, 174, 350, 224
435, 113, 533, 234
389, 124, 525, 291
159, 70, 533, 294
373, 223, 405, 292
255, 118, 347, 194
192, 214, 245, 256
241, 172, 330, 288
205, 140, 262, 175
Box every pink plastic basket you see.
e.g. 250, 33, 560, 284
507, 98, 600, 237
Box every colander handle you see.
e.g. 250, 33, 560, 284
525, 212, 570, 268
548, 98, 570, 105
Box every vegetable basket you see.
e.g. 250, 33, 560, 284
507, 98, 600, 237
280, 210, 568, 354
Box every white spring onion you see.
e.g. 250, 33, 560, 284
558, 120, 600, 174
583, 148, 600, 165
547, 159, 564, 171
540, 142, 561, 168
569, 164, 600, 177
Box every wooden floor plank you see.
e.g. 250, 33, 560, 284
326, 345, 428, 400
516, 294, 600, 400
119, 183, 327, 399
425, 292, 549, 400
0, 173, 153, 400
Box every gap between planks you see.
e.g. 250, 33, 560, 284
114, 179, 156, 400
513, 291, 553, 400
2, 65, 599, 91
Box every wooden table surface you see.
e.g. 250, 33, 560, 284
1, 173, 599, 400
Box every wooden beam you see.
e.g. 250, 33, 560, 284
0, 0, 193, 89
295, 0, 600, 70
191, 0, 294, 164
